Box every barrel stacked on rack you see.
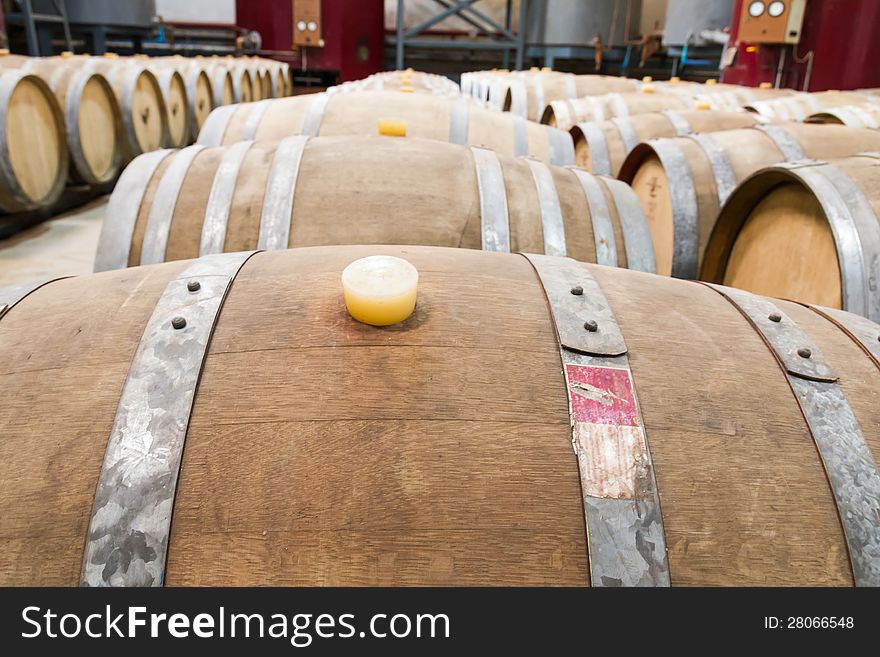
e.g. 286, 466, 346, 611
0, 51, 292, 218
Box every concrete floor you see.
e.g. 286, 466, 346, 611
0, 196, 107, 287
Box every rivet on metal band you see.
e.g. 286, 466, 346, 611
140, 145, 207, 266
522, 253, 670, 587
526, 159, 567, 257
704, 283, 880, 587
601, 177, 657, 274
196, 104, 237, 147
568, 167, 617, 267
753, 123, 807, 161
241, 99, 273, 140
661, 110, 692, 136
471, 146, 510, 252
0, 277, 68, 322
94, 149, 175, 272
648, 139, 699, 279
81, 250, 260, 587
257, 135, 310, 251
687, 132, 737, 206
808, 305, 880, 369
611, 117, 639, 154
199, 140, 255, 256
449, 97, 470, 145
300, 92, 331, 137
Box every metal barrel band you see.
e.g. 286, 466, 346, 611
471, 146, 510, 252
611, 117, 639, 155
567, 167, 617, 267
703, 283, 880, 587
200, 140, 255, 256
547, 126, 575, 166
449, 97, 470, 145
848, 105, 879, 129
807, 304, 880, 370
241, 99, 273, 141
522, 253, 670, 587
576, 122, 612, 176
511, 114, 529, 158
196, 104, 237, 147
140, 144, 207, 266
301, 92, 331, 137
94, 149, 175, 272
661, 110, 692, 136
534, 75, 545, 123
601, 177, 656, 274
526, 159, 567, 257
550, 100, 572, 133
687, 132, 737, 206
649, 139, 699, 279
81, 250, 260, 587
257, 135, 310, 251
754, 123, 807, 161
786, 163, 877, 322
563, 73, 578, 100
0, 277, 69, 322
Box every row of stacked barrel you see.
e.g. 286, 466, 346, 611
0, 51, 292, 215
3, 67, 880, 587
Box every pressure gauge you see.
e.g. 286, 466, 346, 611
748, 1, 765, 16
768, 1, 785, 17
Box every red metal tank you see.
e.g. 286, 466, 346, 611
723, 0, 880, 91
236, 0, 384, 82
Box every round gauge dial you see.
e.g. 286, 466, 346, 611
768, 1, 786, 17
748, 1, 765, 17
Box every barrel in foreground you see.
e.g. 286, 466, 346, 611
2, 245, 879, 586
94, 135, 653, 274
702, 153, 880, 323
196, 91, 575, 166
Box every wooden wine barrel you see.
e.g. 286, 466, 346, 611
219, 60, 254, 103
746, 91, 880, 121
542, 90, 692, 131
702, 153, 880, 322
3, 245, 880, 586
149, 67, 190, 148
150, 57, 215, 138
0, 53, 122, 185
618, 123, 880, 278
572, 109, 764, 176
807, 105, 880, 129
197, 91, 576, 166
0, 70, 67, 212
59, 55, 169, 158
341, 70, 461, 96
94, 135, 654, 274
501, 73, 640, 122
203, 62, 235, 107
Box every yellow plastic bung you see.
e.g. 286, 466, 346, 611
696, 101, 712, 110
104, 52, 119, 58
541, 66, 552, 72
641, 84, 655, 94
529, 66, 540, 73
61, 50, 75, 57
399, 86, 415, 93
706, 78, 717, 85
378, 119, 407, 137
670, 76, 681, 83
642, 75, 653, 83
342, 256, 419, 326
0, 48, 9, 56
759, 82, 773, 89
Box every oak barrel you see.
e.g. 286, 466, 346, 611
701, 153, 880, 322
94, 135, 654, 273
0, 53, 122, 185
501, 72, 640, 122
149, 67, 190, 148
0, 69, 68, 212
196, 91, 576, 166
746, 91, 880, 121
2, 245, 880, 586
571, 108, 764, 176
807, 105, 880, 129
203, 61, 236, 107
149, 57, 215, 139
59, 55, 169, 159
542, 90, 692, 131
618, 123, 880, 278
